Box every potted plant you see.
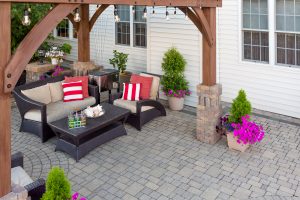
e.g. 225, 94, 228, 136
161, 47, 191, 111
45, 46, 64, 65
41, 167, 71, 200
109, 50, 131, 86
219, 90, 264, 152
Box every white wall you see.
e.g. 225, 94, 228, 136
217, 0, 300, 118
147, 7, 202, 106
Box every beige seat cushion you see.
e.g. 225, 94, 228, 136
24, 97, 96, 123
11, 166, 33, 187
113, 99, 153, 113
140, 73, 160, 100
21, 84, 51, 104
48, 81, 64, 103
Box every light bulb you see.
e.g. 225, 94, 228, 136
28, 7, 31, 12
22, 9, 31, 26
143, 7, 147, 18
185, 14, 189, 20
174, 7, 177, 15
152, 6, 155, 14
74, 8, 81, 22
132, 6, 135, 14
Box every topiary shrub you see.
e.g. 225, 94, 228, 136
42, 167, 71, 200
228, 90, 252, 123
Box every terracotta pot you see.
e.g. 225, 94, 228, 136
168, 97, 184, 111
227, 131, 249, 152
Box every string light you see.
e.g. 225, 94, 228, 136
143, 6, 147, 18
166, 6, 169, 21
27, 6, 31, 12
185, 7, 189, 20
174, 7, 177, 15
22, 9, 31, 26
74, 8, 81, 22
114, 5, 120, 22
152, 6, 155, 14
96, 4, 99, 8
132, 6, 135, 14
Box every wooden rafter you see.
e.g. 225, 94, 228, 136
89, 4, 109, 31
4, 3, 79, 93
0, 0, 222, 7
192, 7, 214, 46
178, 7, 204, 34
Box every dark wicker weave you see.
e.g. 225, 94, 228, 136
13, 76, 100, 143
11, 152, 45, 200
110, 72, 166, 131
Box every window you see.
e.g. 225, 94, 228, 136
242, 0, 269, 63
133, 6, 147, 47
116, 5, 130, 46
115, 6, 147, 48
276, 0, 300, 67
56, 19, 70, 38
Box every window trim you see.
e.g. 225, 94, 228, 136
54, 19, 77, 41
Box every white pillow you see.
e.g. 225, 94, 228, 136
21, 84, 51, 104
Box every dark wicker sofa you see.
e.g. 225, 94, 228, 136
13, 76, 99, 142
110, 72, 166, 130
11, 152, 45, 200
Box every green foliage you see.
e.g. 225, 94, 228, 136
60, 43, 72, 55
109, 50, 129, 73
161, 48, 190, 97
228, 90, 252, 123
42, 167, 71, 200
11, 3, 53, 60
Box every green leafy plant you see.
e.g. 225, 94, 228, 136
228, 90, 252, 123
161, 47, 191, 98
12, 3, 53, 60
109, 50, 129, 74
60, 43, 72, 55
41, 167, 71, 200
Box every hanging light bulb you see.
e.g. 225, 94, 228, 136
152, 6, 155, 14
96, 4, 100, 8
174, 7, 177, 15
22, 9, 31, 26
114, 5, 120, 22
27, 6, 31, 12
132, 6, 135, 14
166, 6, 170, 21
49, 4, 53, 10
185, 7, 189, 20
143, 6, 147, 18
74, 8, 81, 22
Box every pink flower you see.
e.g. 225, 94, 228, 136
72, 192, 79, 200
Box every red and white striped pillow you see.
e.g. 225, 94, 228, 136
62, 81, 84, 102
122, 83, 141, 101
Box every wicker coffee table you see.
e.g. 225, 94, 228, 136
48, 103, 130, 161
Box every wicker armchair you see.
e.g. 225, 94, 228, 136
11, 152, 45, 200
110, 72, 166, 130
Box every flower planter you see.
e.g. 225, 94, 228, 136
168, 97, 184, 111
227, 131, 249, 152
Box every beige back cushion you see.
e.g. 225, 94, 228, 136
140, 73, 160, 100
21, 84, 51, 104
48, 81, 64, 103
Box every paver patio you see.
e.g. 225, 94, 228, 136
11, 103, 300, 200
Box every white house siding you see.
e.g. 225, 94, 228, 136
147, 7, 202, 107
217, 0, 300, 118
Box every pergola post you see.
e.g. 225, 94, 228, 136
196, 7, 222, 144
0, 2, 12, 197
78, 4, 90, 62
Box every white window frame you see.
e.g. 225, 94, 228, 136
53, 19, 76, 40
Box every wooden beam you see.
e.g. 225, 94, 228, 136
67, 13, 79, 31
202, 7, 216, 86
89, 4, 109, 31
178, 7, 204, 34
78, 4, 90, 62
192, 7, 214, 46
0, 2, 11, 197
0, 0, 222, 7
4, 4, 79, 93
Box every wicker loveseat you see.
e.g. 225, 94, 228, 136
13, 76, 99, 142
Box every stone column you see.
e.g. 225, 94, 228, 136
196, 84, 222, 144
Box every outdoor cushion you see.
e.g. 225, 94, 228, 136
140, 73, 160, 100
113, 99, 154, 113
130, 74, 153, 99
48, 81, 64, 103
65, 76, 89, 98
62, 81, 84, 102
24, 97, 96, 123
122, 83, 141, 101
21, 84, 52, 105
11, 166, 33, 187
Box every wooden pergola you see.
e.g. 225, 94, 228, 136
0, 0, 222, 196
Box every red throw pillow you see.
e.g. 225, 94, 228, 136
62, 81, 84, 102
130, 74, 153, 100
122, 83, 141, 101
64, 76, 89, 98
